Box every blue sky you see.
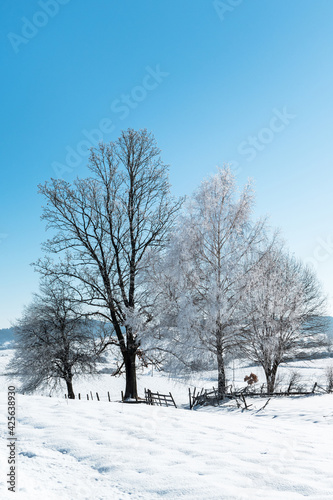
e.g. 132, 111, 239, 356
1, 0, 333, 328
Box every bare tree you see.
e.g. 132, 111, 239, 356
36, 129, 182, 399
239, 246, 328, 393
10, 280, 99, 398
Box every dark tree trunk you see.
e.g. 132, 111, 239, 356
216, 324, 226, 397
124, 351, 138, 400
265, 364, 278, 394
217, 349, 226, 397
66, 378, 75, 399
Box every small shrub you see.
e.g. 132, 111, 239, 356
287, 371, 304, 392
287, 370, 300, 390
244, 373, 258, 385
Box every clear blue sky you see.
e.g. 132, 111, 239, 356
1, 0, 333, 328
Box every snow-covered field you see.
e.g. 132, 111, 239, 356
1, 345, 333, 499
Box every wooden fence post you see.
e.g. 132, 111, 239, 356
169, 392, 177, 408
192, 387, 196, 408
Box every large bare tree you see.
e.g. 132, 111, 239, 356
36, 129, 182, 399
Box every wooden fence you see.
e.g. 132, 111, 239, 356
144, 389, 177, 408
64, 391, 112, 401
189, 382, 331, 409
63, 389, 177, 407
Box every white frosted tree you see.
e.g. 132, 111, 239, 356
239, 245, 328, 393
147, 166, 266, 394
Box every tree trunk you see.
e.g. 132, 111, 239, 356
216, 323, 226, 397
217, 349, 226, 397
66, 378, 75, 399
124, 351, 138, 400
265, 364, 278, 394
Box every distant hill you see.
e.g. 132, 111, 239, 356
325, 316, 333, 339
0, 319, 115, 350
0, 317, 332, 353
0, 327, 15, 349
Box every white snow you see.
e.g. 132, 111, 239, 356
1, 348, 333, 499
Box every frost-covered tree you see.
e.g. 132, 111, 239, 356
239, 246, 327, 393
10, 280, 99, 398
36, 129, 182, 399
146, 166, 266, 394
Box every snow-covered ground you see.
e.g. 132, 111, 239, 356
1, 346, 333, 499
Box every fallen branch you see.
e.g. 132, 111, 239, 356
255, 398, 271, 413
